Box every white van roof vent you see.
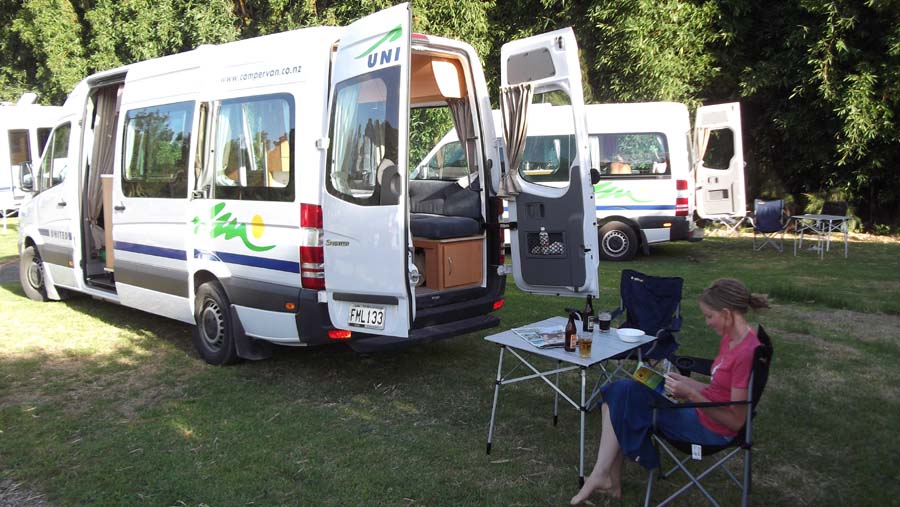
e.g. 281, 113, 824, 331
16, 92, 38, 105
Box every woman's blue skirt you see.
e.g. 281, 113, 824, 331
599, 380, 731, 470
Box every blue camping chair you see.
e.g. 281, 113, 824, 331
644, 325, 774, 507
598, 270, 684, 383
750, 199, 787, 252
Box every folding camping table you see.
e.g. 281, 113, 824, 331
791, 214, 851, 259
484, 316, 657, 485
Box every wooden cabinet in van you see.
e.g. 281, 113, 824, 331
413, 235, 483, 291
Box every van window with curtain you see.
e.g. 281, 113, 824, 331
122, 102, 193, 198
7, 130, 30, 166
212, 94, 294, 202
700, 128, 734, 170
517, 134, 576, 185
325, 66, 400, 206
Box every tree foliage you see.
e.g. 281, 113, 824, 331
1, 0, 897, 228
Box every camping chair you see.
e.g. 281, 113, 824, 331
750, 199, 787, 252
644, 325, 774, 507
597, 270, 684, 384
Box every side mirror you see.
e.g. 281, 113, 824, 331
18, 162, 34, 192
590, 168, 601, 185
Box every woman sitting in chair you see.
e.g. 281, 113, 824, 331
571, 278, 769, 504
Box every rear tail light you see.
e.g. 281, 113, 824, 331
675, 180, 689, 217
300, 203, 325, 290
492, 299, 505, 311
328, 329, 352, 340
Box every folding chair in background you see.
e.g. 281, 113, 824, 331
598, 269, 684, 383
750, 199, 787, 252
644, 325, 774, 507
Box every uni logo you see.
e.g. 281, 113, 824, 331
355, 24, 402, 68
192, 202, 275, 252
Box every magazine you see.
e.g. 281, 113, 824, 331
512, 325, 566, 349
631, 361, 666, 395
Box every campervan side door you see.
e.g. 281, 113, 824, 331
322, 3, 413, 337
501, 29, 599, 298
694, 103, 746, 218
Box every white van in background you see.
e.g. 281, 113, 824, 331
17, 4, 600, 363
0, 94, 62, 228
414, 102, 746, 260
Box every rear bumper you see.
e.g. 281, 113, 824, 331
638, 216, 696, 243
297, 272, 506, 350
347, 313, 500, 353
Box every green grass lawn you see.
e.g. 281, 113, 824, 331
1, 230, 898, 506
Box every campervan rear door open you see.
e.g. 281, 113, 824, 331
501, 29, 599, 298
694, 103, 746, 218
322, 3, 414, 337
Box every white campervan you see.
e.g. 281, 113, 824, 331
414, 102, 746, 260
17, 4, 600, 364
0, 94, 62, 225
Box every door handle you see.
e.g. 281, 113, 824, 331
114, 203, 126, 211
57, 200, 66, 207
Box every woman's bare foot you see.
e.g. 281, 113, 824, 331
570, 472, 622, 505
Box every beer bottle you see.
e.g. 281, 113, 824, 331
565, 311, 578, 352
583, 294, 595, 333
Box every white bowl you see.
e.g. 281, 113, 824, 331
617, 328, 644, 343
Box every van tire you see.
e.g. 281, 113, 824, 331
192, 281, 239, 365
599, 222, 638, 261
19, 245, 49, 302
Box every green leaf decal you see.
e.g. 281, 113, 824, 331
593, 181, 653, 203
191, 203, 276, 253
354, 24, 403, 59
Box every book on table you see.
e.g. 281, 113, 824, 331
512, 325, 566, 349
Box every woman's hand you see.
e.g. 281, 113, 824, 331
664, 372, 703, 401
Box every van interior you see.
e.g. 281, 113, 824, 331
81, 78, 125, 292
407, 50, 487, 305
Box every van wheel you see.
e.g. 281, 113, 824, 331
192, 282, 239, 365
19, 246, 48, 302
599, 222, 638, 261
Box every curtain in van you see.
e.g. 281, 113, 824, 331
498, 83, 532, 197
86, 85, 122, 252
447, 98, 476, 184
695, 127, 710, 169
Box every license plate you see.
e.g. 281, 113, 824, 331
348, 304, 386, 330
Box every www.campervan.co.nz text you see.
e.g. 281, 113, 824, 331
220, 65, 302, 84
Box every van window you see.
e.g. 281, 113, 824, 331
213, 94, 295, 202
591, 133, 670, 178
38, 123, 71, 191
418, 140, 468, 180
37, 128, 52, 157
122, 102, 193, 199
518, 134, 576, 184
8, 130, 30, 166
700, 128, 734, 170
326, 66, 400, 206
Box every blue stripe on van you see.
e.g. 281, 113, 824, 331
210, 250, 300, 274
113, 241, 299, 273
596, 205, 676, 211
115, 241, 187, 261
